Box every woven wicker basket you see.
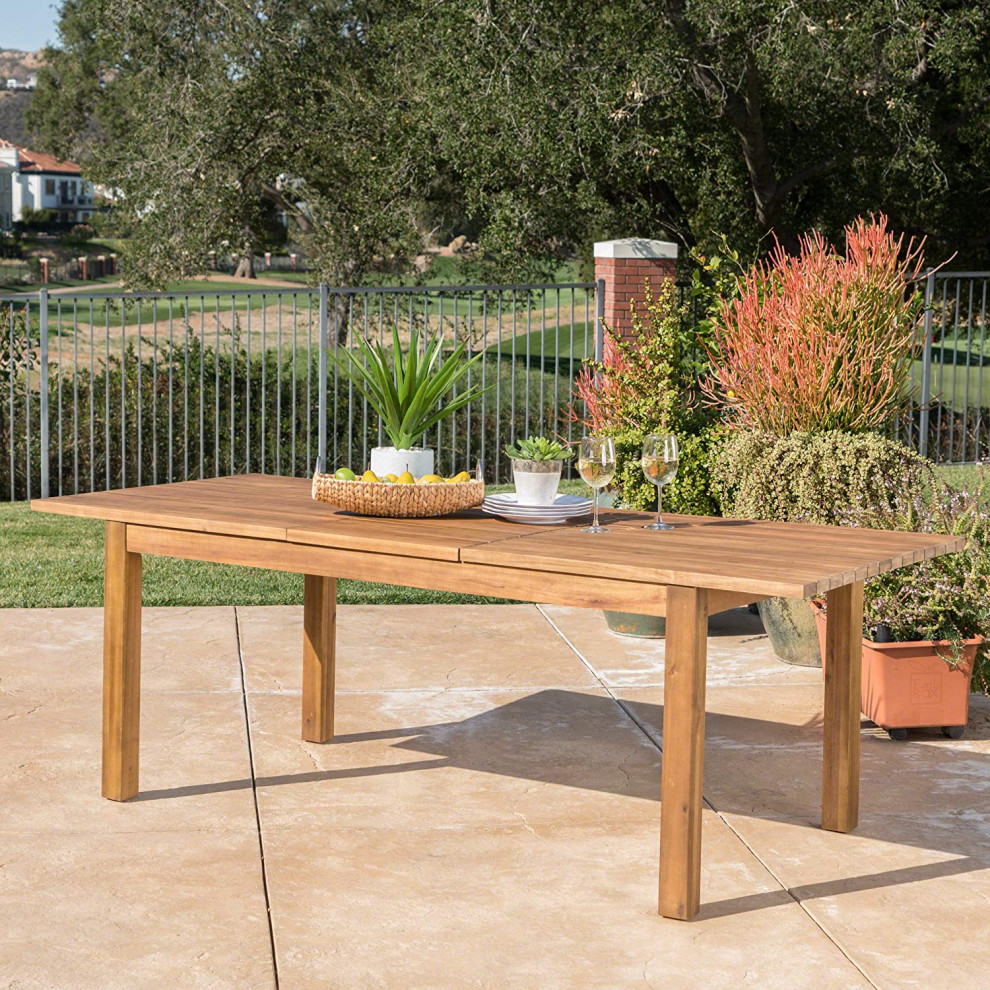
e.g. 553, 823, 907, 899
311, 471, 485, 518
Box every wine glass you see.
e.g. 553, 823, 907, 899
641, 434, 678, 531
577, 436, 616, 534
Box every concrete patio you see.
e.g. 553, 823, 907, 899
1, 603, 989, 989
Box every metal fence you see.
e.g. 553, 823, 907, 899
908, 271, 990, 464
1, 280, 603, 501
8, 270, 986, 504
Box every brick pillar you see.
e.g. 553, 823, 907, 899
78, 257, 88, 280
108, 254, 117, 275
40, 258, 49, 283
264, 251, 272, 269
594, 238, 678, 352
96, 255, 106, 277
290, 252, 298, 270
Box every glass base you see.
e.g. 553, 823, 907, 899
581, 524, 610, 534
643, 521, 674, 531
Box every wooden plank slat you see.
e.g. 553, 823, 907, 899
462, 520, 966, 598
124, 525, 672, 616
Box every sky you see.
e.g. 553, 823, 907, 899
0, 1, 58, 51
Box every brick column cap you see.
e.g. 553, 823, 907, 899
593, 238, 678, 260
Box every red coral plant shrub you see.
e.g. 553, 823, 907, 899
704, 214, 929, 436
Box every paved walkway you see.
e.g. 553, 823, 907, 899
1, 604, 989, 989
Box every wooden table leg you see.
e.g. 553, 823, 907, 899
102, 521, 143, 801
659, 585, 708, 920
822, 581, 864, 832
302, 574, 336, 743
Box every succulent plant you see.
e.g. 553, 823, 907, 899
504, 435, 574, 461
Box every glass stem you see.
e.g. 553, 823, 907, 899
593, 488, 600, 529
656, 485, 663, 527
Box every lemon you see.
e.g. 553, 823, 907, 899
451, 470, 472, 483
361, 470, 379, 482
334, 467, 356, 481
396, 471, 415, 484
420, 474, 444, 484
385, 473, 398, 482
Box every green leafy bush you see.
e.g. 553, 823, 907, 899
612, 423, 725, 516
713, 430, 939, 525
570, 279, 721, 515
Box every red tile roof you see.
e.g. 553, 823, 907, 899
0, 138, 81, 175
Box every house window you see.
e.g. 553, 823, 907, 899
44, 178, 55, 196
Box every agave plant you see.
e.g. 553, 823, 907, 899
327, 324, 492, 450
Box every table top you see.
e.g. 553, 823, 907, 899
32, 474, 967, 598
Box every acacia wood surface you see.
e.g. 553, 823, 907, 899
822, 581, 865, 833
31, 475, 965, 598
302, 575, 336, 743
658, 585, 709, 920
101, 521, 143, 802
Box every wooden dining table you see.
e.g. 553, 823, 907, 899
31, 474, 966, 921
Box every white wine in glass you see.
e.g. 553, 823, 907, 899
578, 436, 616, 534
642, 434, 678, 531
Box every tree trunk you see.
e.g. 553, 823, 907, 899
233, 252, 256, 279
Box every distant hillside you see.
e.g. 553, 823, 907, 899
0, 49, 44, 81
0, 50, 43, 147
0, 91, 34, 146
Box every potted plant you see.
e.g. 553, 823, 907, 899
812, 482, 989, 738
327, 324, 491, 478
705, 214, 934, 664
504, 435, 574, 505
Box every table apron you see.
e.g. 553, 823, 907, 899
124, 524, 764, 616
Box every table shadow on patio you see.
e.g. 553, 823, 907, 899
133, 686, 990, 919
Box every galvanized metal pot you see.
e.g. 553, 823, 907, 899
757, 597, 822, 667
604, 610, 666, 638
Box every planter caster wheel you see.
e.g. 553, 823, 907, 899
941, 725, 966, 740
888, 728, 909, 741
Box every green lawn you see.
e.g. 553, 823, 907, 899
0, 501, 517, 608
0, 480, 590, 609
935, 462, 989, 491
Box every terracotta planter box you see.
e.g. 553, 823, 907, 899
811, 603, 980, 738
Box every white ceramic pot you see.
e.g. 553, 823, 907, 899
369, 446, 435, 478
511, 459, 562, 505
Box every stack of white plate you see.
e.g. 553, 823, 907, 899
481, 492, 593, 525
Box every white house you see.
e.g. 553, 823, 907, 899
0, 140, 98, 228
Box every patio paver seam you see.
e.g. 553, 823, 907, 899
234, 606, 281, 990
535, 602, 883, 986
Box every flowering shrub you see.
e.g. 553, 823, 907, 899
570, 279, 720, 514
713, 430, 939, 525
572, 279, 686, 437
704, 215, 927, 436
